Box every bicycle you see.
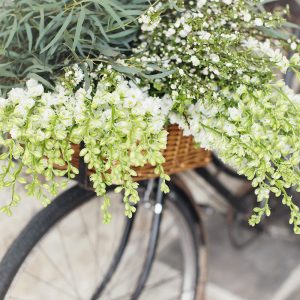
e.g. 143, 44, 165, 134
0, 144, 264, 300
0, 175, 206, 300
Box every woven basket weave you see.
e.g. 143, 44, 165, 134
69, 124, 211, 182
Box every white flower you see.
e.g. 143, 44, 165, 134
291, 53, 300, 65
14, 105, 27, 117
0, 97, 7, 109
269, 49, 290, 73
242, 11, 252, 22
242, 37, 259, 50
224, 124, 236, 136
41, 108, 55, 124
198, 31, 211, 40
210, 54, 220, 63
124, 91, 142, 109
22, 97, 35, 109
291, 42, 297, 51
139, 14, 150, 25
179, 24, 192, 38
245, 39, 290, 73
26, 79, 44, 97
236, 85, 247, 95
36, 129, 47, 141
197, 0, 207, 8
75, 88, 91, 101
228, 107, 242, 121
223, 0, 232, 4
254, 18, 263, 27
142, 19, 160, 32
202, 68, 209, 75
149, 117, 165, 133
165, 28, 176, 37
251, 123, 264, 136
10, 126, 21, 139
191, 55, 200, 66
8, 88, 27, 103
138, 97, 155, 115
178, 69, 185, 76
73, 65, 84, 84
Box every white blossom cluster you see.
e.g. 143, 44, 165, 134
138, 2, 163, 32
0, 71, 171, 222
133, 0, 300, 232
243, 38, 290, 73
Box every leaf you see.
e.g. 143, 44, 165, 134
112, 63, 141, 75
283, 22, 300, 30
260, 27, 291, 40
108, 27, 137, 39
142, 69, 176, 80
72, 7, 86, 51
24, 22, 33, 51
35, 11, 64, 49
0, 0, 149, 91
0, 153, 9, 160
41, 11, 73, 53
91, 15, 110, 41
4, 17, 17, 49
0, 67, 16, 78
261, 0, 279, 4
0, 206, 12, 217
17, 177, 27, 184
97, 0, 125, 29
38, 8, 44, 30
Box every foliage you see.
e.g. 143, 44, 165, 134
0, 0, 151, 94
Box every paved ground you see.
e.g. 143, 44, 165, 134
204, 210, 300, 300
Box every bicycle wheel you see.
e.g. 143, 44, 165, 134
0, 184, 202, 300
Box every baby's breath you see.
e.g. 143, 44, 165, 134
133, 0, 300, 232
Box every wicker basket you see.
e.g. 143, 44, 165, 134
69, 124, 211, 183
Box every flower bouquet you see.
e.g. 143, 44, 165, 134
1, 0, 300, 231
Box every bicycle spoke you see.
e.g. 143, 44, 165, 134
107, 274, 180, 300
22, 271, 79, 299
57, 226, 82, 299
94, 199, 102, 287
145, 274, 180, 290
36, 245, 74, 290
158, 219, 177, 250
78, 206, 101, 290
